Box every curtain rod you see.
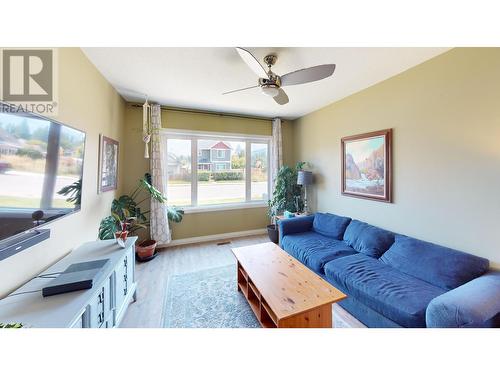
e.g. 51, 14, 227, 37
128, 102, 274, 122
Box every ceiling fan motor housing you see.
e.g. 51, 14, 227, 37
259, 73, 281, 97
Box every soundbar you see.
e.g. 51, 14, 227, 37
0, 229, 50, 261
42, 259, 110, 297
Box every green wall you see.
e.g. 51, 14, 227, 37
0, 48, 127, 297
123, 105, 295, 240
292, 48, 500, 268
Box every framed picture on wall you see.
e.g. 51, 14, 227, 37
341, 129, 392, 202
98, 134, 119, 193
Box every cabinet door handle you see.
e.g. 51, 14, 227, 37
98, 289, 105, 304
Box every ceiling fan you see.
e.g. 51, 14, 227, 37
223, 47, 336, 105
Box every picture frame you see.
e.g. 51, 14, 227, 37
98, 134, 119, 193
341, 129, 392, 203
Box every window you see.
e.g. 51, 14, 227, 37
251, 143, 268, 201
164, 130, 271, 211
215, 163, 227, 171
166, 138, 192, 206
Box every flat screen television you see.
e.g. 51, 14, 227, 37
0, 102, 86, 251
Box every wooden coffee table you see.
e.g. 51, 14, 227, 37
231, 242, 346, 328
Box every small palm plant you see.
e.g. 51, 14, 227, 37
98, 173, 183, 240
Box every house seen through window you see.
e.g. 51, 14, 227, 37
164, 130, 270, 209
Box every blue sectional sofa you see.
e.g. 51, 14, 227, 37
279, 213, 500, 328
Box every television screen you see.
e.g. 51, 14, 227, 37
0, 103, 86, 243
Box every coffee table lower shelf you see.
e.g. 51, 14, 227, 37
237, 262, 333, 328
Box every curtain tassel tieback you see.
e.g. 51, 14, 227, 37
143, 134, 151, 158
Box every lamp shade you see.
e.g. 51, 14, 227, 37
297, 170, 313, 186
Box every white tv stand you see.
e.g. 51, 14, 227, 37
0, 237, 137, 328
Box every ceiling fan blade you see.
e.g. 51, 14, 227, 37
236, 47, 268, 78
222, 85, 259, 95
273, 88, 289, 105
281, 64, 336, 86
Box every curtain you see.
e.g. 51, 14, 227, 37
271, 118, 283, 191
149, 104, 171, 245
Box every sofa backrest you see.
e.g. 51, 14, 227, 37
380, 235, 489, 290
343, 219, 395, 258
312, 212, 351, 240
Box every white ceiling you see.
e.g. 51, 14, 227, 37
82, 47, 450, 120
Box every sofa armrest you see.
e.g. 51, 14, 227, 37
278, 215, 315, 243
426, 271, 500, 328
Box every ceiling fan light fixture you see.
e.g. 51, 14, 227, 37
226, 48, 335, 107
260, 85, 280, 97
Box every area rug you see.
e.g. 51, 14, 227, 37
162, 265, 261, 328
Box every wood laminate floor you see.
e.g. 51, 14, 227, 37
120, 234, 365, 328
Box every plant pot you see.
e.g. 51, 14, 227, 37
267, 224, 279, 244
114, 231, 129, 248
135, 239, 158, 260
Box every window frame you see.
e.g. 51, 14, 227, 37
163, 128, 272, 213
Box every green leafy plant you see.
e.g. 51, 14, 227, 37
16, 148, 44, 159
0, 323, 23, 328
57, 178, 82, 207
98, 215, 119, 240
212, 170, 244, 181
167, 205, 184, 223
197, 171, 210, 181
98, 173, 184, 240
231, 154, 245, 169
268, 161, 306, 222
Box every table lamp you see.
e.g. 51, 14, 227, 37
297, 170, 313, 214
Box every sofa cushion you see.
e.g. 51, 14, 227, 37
324, 254, 446, 327
343, 220, 395, 258
312, 212, 351, 240
281, 232, 357, 274
380, 235, 489, 290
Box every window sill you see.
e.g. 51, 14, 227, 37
181, 201, 268, 214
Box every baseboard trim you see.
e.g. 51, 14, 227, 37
165, 228, 267, 247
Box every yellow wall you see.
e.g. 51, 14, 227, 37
293, 48, 500, 268
281, 119, 295, 167
0, 48, 126, 297
163, 110, 272, 136
123, 106, 295, 240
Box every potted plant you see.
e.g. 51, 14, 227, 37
112, 217, 138, 248
99, 173, 184, 261
267, 162, 306, 243
57, 178, 82, 209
